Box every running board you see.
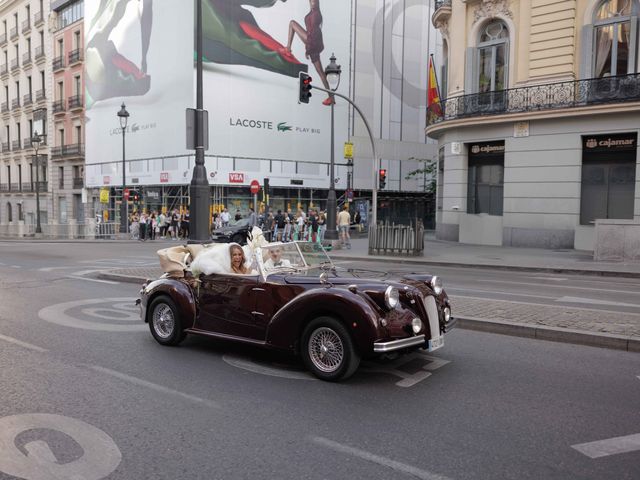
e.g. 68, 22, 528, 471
184, 328, 267, 346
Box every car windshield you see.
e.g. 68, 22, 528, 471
295, 242, 333, 267
229, 218, 249, 227
258, 242, 332, 274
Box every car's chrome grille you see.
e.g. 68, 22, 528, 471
423, 295, 441, 340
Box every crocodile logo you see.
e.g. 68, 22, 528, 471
277, 122, 292, 132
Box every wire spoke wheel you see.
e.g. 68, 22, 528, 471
152, 303, 175, 339
308, 327, 345, 373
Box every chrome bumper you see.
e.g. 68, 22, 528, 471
373, 335, 426, 353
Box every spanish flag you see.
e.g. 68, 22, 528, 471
427, 55, 443, 122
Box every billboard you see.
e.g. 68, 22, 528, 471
85, 0, 351, 188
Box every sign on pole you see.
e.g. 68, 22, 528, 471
123, 188, 130, 200
99, 188, 110, 204
344, 142, 354, 159
186, 108, 209, 150
250, 180, 260, 195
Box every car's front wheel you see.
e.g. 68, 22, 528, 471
148, 296, 185, 346
301, 317, 360, 381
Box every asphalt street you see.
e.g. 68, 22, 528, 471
0, 240, 639, 479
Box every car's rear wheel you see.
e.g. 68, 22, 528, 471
301, 317, 360, 381
148, 296, 184, 346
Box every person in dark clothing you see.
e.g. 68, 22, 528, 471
181, 210, 190, 239
235, 209, 242, 222
284, 0, 333, 105
274, 209, 286, 241
310, 210, 319, 243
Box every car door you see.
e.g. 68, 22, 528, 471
195, 273, 262, 340
250, 274, 305, 339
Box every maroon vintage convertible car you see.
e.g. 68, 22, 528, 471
138, 241, 454, 381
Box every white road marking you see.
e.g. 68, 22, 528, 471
526, 276, 568, 281
0, 334, 47, 353
471, 278, 640, 296
87, 365, 220, 409
66, 275, 120, 285
0, 413, 121, 480
38, 297, 145, 332
362, 353, 450, 388
10, 265, 21, 269
311, 436, 454, 480
572, 433, 640, 458
449, 287, 557, 301
556, 296, 640, 309
222, 355, 316, 380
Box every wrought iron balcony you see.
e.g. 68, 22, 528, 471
1, 141, 9, 151
22, 19, 30, 34
73, 177, 84, 189
10, 183, 20, 191
11, 98, 20, 109
10, 26, 18, 41
23, 93, 32, 106
427, 73, 640, 127
30, 181, 47, 192
10, 58, 19, 71
23, 137, 32, 149
22, 52, 31, 66
51, 143, 84, 158
0, 33, 6, 46
52, 99, 66, 114
35, 89, 45, 102
0, 183, 8, 192
434, 0, 452, 10
11, 140, 21, 151
0, 64, 7, 76
53, 55, 65, 71
35, 45, 45, 61
1, 102, 8, 113
34, 11, 44, 26
68, 48, 82, 65
68, 94, 83, 110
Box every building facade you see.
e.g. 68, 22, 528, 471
0, 0, 52, 234
429, 0, 640, 250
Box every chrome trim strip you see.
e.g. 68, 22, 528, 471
373, 335, 426, 353
251, 311, 265, 316
252, 288, 266, 292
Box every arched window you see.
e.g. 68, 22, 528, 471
477, 20, 509, 93
593, 0, 639, 77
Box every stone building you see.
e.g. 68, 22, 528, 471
428, 0, 640, 251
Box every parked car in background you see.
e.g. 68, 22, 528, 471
210, 218, 251, 245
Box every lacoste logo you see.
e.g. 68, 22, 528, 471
277, 122, 292, 132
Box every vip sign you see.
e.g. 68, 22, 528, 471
160, 172, 169, 183
229, 172, 245, 183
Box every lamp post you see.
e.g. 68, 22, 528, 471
190, 0, 210, 242
117, 102, 129, 236
31, 131, 44, 234
324, 54, 341, 241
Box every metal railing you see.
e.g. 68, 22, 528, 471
68, 94, 83, 109
369, 220, 425, 256
35, 45, 44, 60
35, 89, 45, 101
434, 0, 452, 10
1, 102, 8, 113
11, 139, 21, 150
22, 19, 30, 33
23, 93, 32, 106
10, 58, 19, 71
68, 48, 82, 64
9, 26, 18, 41
22, 52, 31, 66
0, 222, 120, 240
52, 99, 66, 113
51, 143, 84, 157
1, 141, 9, 151
11, 98, 20, 109
0, 64, 7, 75
23, 137, 32, 149
428, 73, 640, 126
0, 33, 6, 45
73, 177, 84, 189
52, 55, 65, 71
34, 11, 44, 26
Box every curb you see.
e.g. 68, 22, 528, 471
329, 254, 640, 279
97, 270, 640, 353
456, 316, 640, 353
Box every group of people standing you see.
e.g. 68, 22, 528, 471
129, 209, 190, 241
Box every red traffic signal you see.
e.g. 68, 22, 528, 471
378, 169, 387, 189
299, 72, 313, 104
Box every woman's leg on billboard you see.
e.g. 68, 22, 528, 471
140, 0, 153, 74
285, 20, 307, 53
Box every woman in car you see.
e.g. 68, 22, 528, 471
230, 244, 250, 274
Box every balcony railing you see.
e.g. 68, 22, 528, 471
68, 94, 83, 110
11, 98, 20, 109
22, 19, 30, 34
10, 58, 19, 71
34, 11, 44, 26
23, 137, 32, 148
1, 102, 8, 113
51, 143, 84, 158
434, 0, 452, 10
9, 26, 18, 41
0, 183, 8, 192
53, 55, 65, 71
10, 183, 20, 191
0, 64, 7, 76
0, 33, 6, 46
68, 48, 82, 64
35, 45, 45, 60
23, 93, 32, 106
22, 52, 31, 66
35, 89, 45, 102
427, 73, 640, 127
52, 99, 66, 113
73, 177, 84, 189
1, 141, 9, 151
11, 140, 21, 150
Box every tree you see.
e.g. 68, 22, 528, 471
404, 156, 437, 194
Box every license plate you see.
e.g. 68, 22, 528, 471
211, 235, 218, 240
428, 336, 444, 352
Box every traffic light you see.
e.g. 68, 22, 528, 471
299, 72, 312, 104
130, 190, 141, 202
378, 169, 387, 189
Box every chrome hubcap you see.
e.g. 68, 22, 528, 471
152, 304, 175, 339
308, 327, 344, 373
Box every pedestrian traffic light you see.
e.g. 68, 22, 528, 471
130, 190, 141, 202
299, 72, 312, 104
379, 169, 387, 189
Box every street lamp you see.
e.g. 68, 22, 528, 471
117, 102, 129, 236
324, 53, 341, 241
31, 131, 45, 235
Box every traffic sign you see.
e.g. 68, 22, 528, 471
123, 188, 130, 200
250, 180, 260, 195
344, 142, 353, 159
346, 188, 354, 201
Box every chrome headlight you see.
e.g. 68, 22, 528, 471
444, 307, 451, 323
430, 276, 443, 295
411, 317, 423, 334
384, 286, 399, 310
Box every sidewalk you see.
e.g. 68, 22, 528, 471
100, 262, 640, 354
328, 234, 640, 278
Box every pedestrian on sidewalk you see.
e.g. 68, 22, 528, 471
149, 213, 157, 240
220, 208, 230, 227
139, 212, 148, 241
338, 205, 351, 249
170, 209, 180, 240
248, 207, 258, 228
